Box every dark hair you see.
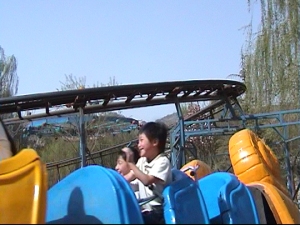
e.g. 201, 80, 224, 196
138, 121, 168, 153
117, 145, 140, 164
0, 118, 17, 156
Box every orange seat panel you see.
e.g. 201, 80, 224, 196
229, 129, 289, 196
180, 159, 212, 180
247, 182, 300, 224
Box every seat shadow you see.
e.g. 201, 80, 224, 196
47, 186, 103, 224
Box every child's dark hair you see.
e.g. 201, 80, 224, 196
138, 121, 168, 153
117, 146, 140, 164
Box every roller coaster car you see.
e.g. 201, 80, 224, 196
0, 149, 48, 224
45, 164, 263, 224
229, 128, 300, 224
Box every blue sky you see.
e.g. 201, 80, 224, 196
0, 1, 260, 122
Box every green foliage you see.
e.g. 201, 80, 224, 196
36, 127, 138, 188
241, 0, 300, 199
0, 46, 19, 98
242, 0, 300, 114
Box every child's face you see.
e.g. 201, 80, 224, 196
115, 156, 130, 176
138, 133, 157, 158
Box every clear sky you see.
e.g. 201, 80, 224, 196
0, 0, 260, 122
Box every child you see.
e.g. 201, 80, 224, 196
115, 146, 140, 197
126, 121, 172, 224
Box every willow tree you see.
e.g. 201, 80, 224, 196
241, 0, 299, 114
240, 0, 300, 197
0, 46, 19, 98
0, 47, 19, 121
240, 0, 300, 162
0, 46, 20, 148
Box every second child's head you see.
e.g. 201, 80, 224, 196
138, 122, 168, 160
115, 146, 139, 176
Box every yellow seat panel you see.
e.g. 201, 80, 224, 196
229, 129, 289, 196
0, 149, 47, 224
247, 182, 300, 224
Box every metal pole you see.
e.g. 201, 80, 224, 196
79, 107, 87, 167
170, 126, 178, 168
283, 127, 294, 196
175, 102, 186, 169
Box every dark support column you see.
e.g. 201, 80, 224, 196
56, 164, 61, 182
283, 127, 294, 196
175, 102, 186, 169
79, 107, 87, 167
170, 125, 178, 168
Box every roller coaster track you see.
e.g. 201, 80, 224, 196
0, 79, 245, 123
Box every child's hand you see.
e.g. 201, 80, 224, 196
122, 147, 134, 163
126, 151, 134, 163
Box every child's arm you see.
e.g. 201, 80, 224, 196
123, 169, 136, 182
128, 162, 163, 186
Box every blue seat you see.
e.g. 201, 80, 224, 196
163, 175, 210, 224
198, 172, 260, 224
46, 165, 144, 224
171, 168, 189, 181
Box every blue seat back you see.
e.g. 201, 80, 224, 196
171, 168, 189, 181
198, 172, 260, 224
163, 176, 210, 224
46, 165, 143, 224
105, 167, 144, 223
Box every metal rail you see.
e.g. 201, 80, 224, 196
1, 80, 245, 124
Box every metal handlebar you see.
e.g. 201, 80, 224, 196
138, 195, 157, 206
137, 184, 163, 206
